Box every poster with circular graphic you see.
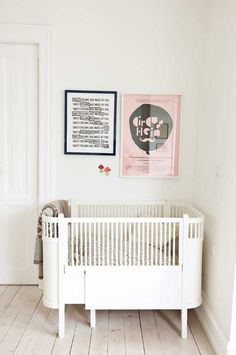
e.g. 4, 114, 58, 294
121, 94, 181, 177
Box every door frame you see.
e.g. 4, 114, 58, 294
228, 261, 236, 355
0, 24, 53, 207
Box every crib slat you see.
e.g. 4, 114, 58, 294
98, 222, 101, 266
133, 223, 136, 266
173, 223, 176, 266
89, 222, 91, 266
54, 222, 57, 239
51, 222, 54, 238
155, 223, 158, 266
120, 223, 122, 266
142, 223, 145, 266
71, 223, 74, 266
151, 222, 153, 266
137, 205, 140, 217
75, 222, 78, 266
160, 222, 163, 266
111, 222, 114, 266
190, 223, 193, 239
129, 222, 131, 266
79, 223, 82, 266
116, 222, 118, 266
164, 222, 167, 265
102, 222, 105, 266
85, 223, 87, 266
107, 222, 110, 266
179, 220, 184, 266
49, 222, 52, 239
89, 222, 94, 265
146, 223, 149, 266
137, 222, 140, 266
168, 223, 171, 266
105, 222, 107, 263
124, 223, 127, 266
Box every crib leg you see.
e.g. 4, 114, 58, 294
59, 304, 65, 338
90, 309, 96, 328
181, 308, 188, 339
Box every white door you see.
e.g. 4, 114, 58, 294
0, 43, 38, 284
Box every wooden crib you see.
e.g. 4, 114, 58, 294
42, 201, 204, 339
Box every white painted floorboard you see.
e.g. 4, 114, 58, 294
0, 286, 215, 355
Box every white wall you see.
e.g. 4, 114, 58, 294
0, 0, 205, 202
193, 0, 236, 344
2, 0, 236, 351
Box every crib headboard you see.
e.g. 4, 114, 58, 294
70, 201, 204, 220
70, 201, 166, 218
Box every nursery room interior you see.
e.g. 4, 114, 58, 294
0, 0, 236, 354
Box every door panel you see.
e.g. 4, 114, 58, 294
0, 44, 38, 284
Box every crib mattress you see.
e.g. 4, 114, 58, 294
70, 236, 179, 267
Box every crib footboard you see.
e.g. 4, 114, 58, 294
60, 214, 190, 310
85, 267, 182, 310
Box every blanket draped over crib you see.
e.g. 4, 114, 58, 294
33, 200, 70, 279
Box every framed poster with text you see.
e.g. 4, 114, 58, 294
65, 90, 117, 155
121, 93, 181, 177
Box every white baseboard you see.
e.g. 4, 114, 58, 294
195, 293, 229, 355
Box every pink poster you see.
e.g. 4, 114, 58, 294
121, 94, 181, 177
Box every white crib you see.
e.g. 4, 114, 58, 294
42, 201, 204, 339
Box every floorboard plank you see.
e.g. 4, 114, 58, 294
107, 310, 125, 355
189, 310, 216, 355
89, 310, 109, 355
154, 310, 200, 355
0, 286, 42, 353
70, 306, 91, 355
32, 308, 58, 355
0, 286, 31, 343
0, 286, 7, 298
14, 298, 50, 355
0, 286, 20, 317
51, 305, 78, 355
139, 310, 163, 355
125, 310, 144, 355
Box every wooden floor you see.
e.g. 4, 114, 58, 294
0, 286, 215, 355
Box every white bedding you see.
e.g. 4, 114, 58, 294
69, 235, 179, 266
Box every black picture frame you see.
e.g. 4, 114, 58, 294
65, 90, 117, 155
